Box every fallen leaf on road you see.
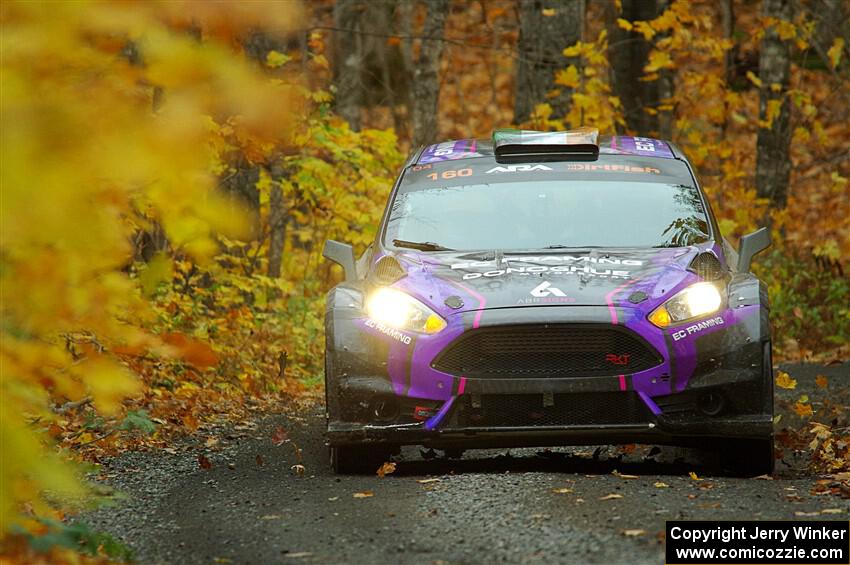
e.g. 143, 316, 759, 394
613, 470, 639, 479
284, 552, 313, 559
376, 461, 396, 477
599, 493, 623, 500
353, 491, 374, 498
815, 375, 829, 388
328, 496, 339, 501
754, 474, 773, 480
793, 401, 814, 417
198, 454, 212, 469
260, 514, 281, 520
417, 478, 440, 484
255, 454, 264, 466
689, 471, 702, 481
775, 371, 797, 390
290, 464, 305, 476
821, 508, 844, 514
654, 482, 670, 488
795, 511, 819, 516
204, 437, 219, 448
552, 488, 574, 494
699, 502, 722, 509
271, 426, 288, 446
623, 529, 646, 537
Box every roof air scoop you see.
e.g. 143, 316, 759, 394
493, 127, 599, 163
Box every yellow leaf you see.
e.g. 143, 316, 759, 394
775, 371, 797, 390
555, 65, 580, 89
623, 529, 646, 537
353, 491, 374, 498
827, 38, 844, 68
645, 50, 674, 72
599, 493, 623, 500
746, 71, 763, 88
634, 20, 656, 40
552, 487, 574, 494
265, 50, 290, 68
654, 481, 670, 488
689, 471, 702, 481
617, 18, 633, 31
541, 8, 556, 16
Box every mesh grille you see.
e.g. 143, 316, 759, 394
372, 256, 406, 284
689, 252, 723, 281
459, 392, 650, 427
432, 324, 662, 378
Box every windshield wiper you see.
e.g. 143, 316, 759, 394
542, 244, 603, 250
392, 239, 455, 252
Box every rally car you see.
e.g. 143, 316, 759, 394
322, 129, 774, 475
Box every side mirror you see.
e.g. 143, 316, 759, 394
737, 227, 771, 272
323, 240, 357, 282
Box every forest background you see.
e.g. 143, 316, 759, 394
1, 0, 848, 560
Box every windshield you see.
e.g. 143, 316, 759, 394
384, 180, 709, 251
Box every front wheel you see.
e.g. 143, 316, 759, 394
726, 436, 775, 476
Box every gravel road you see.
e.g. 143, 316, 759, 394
84, 362, 849, 565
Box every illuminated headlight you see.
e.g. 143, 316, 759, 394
648, 282, 723, 328
365, 287, 447, 334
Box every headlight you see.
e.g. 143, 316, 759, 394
648, 282, 723, 328
365, 287, 447, 334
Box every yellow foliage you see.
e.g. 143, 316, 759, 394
0, 0, 301, 535
827, 38, 845, 69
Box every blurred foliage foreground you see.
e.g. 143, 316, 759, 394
0, 0, 847, 561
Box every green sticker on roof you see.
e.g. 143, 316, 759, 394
493, 128, 599, 162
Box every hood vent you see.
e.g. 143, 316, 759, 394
372, 255, 406, 285
688, 252, 723, 281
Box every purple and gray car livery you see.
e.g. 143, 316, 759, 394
323, 133, 774, 475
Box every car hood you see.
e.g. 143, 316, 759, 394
389, 246, 717, 315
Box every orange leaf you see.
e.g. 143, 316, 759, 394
376, 461, 397, 477
793, 402, 813, 418
815, 375, 829, 389
162, 332, 219, 369
198, 454, 213, 469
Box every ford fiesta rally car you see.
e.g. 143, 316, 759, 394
323, 129, 774, 475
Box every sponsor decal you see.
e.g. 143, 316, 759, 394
605, 353, 631, 366
364, 318, 413, 345
451, 255, 644, 270
530, 281, 565, 297
515, 281, 578, 304
418, 139, 480, 164
564, 162, 661, 174
671, 316, 725, 341
610, 136, 675, 159
485, 164, 553, 174
461, 265, 632, 280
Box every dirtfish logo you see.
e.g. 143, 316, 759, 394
485, 164, 553, 174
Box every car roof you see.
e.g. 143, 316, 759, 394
414, 135, 683, 166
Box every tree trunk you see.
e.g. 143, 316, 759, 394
755, 0, 793, 210
514, 0, 585, 125
332, 0, 364, 130
267, 165, 286, 278
604, 0, 665, 136
411, 0, 450, 147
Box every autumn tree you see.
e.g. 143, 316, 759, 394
756, 0, 793, 210
514, 0, 585, 124
604, 0, 672, 136
411, 0, 450, 146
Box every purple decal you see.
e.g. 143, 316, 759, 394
419, 139, 481, 164
608, 136, 675, 159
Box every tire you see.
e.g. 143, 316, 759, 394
330, 445, 394, 475
727, 436, 775, 477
